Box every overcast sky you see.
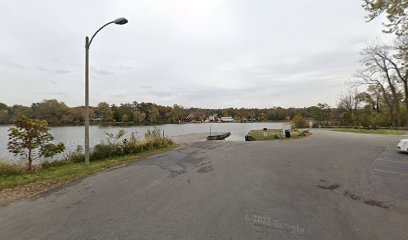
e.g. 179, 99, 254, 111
0, 0, 392, 108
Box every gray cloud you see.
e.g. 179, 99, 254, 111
148, 89, 172, 97
37, 66, 71, 75
0, 0, 391, 108
54, 69, 71, 74
36, 91, 69, 96
2, 61, 27, 69
91, 67, 114, 76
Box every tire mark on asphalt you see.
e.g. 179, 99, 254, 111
197, 165, 214, 173
318, 180, 391, 209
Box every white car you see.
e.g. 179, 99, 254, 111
397, 139, 408, 152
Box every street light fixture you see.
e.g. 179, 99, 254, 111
84, 17, 128, 165
113, 17, 128, 25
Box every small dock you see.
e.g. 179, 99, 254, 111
207, 132, 231, 140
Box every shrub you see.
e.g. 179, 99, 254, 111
144, 135, 173, 148
0, 161, 21, 176
68, 152, 85, 163
91, 143, 122, 160
66, 145, 85, 163
66, 130, 175, 163
291, 113, 308, 129
122, 141, 143, 155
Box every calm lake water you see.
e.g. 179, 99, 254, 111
0, 122, 283, 162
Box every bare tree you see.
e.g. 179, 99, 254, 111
357, 45, 402, 127
338, 89, 361, 113
390, 38, 408, 126
337, 89, 362, 125
356, 85, 382, 112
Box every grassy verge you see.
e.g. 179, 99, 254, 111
247, 129, 310, 141
0, 144, 177, 191
332, 128, 406, 135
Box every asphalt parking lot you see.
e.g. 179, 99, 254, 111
1, 129, 408, 240
370, 142, 408, 199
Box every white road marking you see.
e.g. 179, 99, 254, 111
376, 159, 408, 164
373, 169, 408, 177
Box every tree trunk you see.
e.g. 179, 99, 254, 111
27, 147, 32, 172
384, 73, 400, 126
393, 100, 401, 127
378, 84, 396, 127
404, 83, 408, 128
384, 55, 408, 128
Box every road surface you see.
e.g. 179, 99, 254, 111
1, 129, 408, 240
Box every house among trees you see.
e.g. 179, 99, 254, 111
183, 111, 206, 122
207, 114, 218, 122
184, 113, 195, 122
220, 116, 234, 122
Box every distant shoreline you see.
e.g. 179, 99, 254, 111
0, 120, 285, 128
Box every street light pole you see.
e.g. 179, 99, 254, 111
85, 36, 90, 164
84, 18, 128, 165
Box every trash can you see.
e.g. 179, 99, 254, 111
285, 129, 291, 138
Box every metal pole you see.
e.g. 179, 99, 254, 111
85, 36, 90, 165
83, 18, 127, 165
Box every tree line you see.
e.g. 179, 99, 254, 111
0, 91, 405, 128
0, 99, 333, 126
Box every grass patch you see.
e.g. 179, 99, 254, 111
0, 162, 20, 177
248, 129, 309, 141
0, 129, 177, 205
332, 129, 406, 135
0, 144, 177, 190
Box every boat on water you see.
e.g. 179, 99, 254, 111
220, 116, 234, 122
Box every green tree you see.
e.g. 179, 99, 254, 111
111, 104, 120, 122
170, 104, 185, 123
363, 0, 408, 36
0, 102, 8, 111
307, 103, 331, 126
133, 110, 146, 124
70, 107, 85, 124
121, 114, 130, 122
9, 105, 33, 121
31, 99, 71, 125
259, 111, 268, 121
0, 102, 9, 123
7, 116, 65, 171
237, 108, 250, 121
117, 103, 135, 122
96, 102, 113, 121
0, 110, 9, 124
147, 105, 160, 123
